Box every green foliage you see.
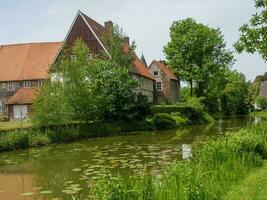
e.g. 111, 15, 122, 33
248, 81, 260, 104
29, 133, 51, 147
152, 113, 177, 130
164, 18, 233, 96
170, 112, 189, 126
256, 96, 267, 110
254, 72, 267, 82
92, 123, 267, 200
32, 80, 73, 127
0, 131, 29, 152
33, 37, 149, 126
235, 0, 267, 61
220, 70, 250, 115
151, 98, 213, 124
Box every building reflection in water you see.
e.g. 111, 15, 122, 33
182, 144, 192, 160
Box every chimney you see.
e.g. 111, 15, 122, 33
104, 21, 113, 33
124, 37, 130, 46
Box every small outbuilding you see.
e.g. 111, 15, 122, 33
5, 88, 38, 119
149, 60, 180, 104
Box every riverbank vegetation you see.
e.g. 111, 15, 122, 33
92, 123, 267, 200
224, 161, 267, 200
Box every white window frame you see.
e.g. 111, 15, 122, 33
156, 82, 162, 91
71, 55, 77, 62
23, 81, 31, 88
153, 71, 159, 76
38, 80, 44, 87
7, 82, 13, 91
86, 54, 93, 60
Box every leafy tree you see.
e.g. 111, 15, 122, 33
164, 18, 234, 96
221, 70, 250, 115
254, 72, 267, 82
249, 81, 260, 104
235, 0, 267, 61
33, 34, 149, 125
32, 79, 73, 127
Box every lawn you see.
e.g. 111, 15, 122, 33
0, 120, 32, 131
224, 161, 267, 200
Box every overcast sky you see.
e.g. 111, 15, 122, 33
0, 0, 265, 81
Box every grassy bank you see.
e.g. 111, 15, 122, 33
0, 120, 31, 131
224, 161, 267, 200
91, 124, 267, 200
250, 111, 267, 118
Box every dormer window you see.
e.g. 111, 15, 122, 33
23, 81, 31, 88
71, 55, 77, 62
7, 82, 13, 91
154, 71, 159, 76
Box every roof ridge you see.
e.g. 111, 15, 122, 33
79, 11, 105, 29
0, 41, 62, 47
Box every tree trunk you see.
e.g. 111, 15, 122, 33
190, 80, 193, 97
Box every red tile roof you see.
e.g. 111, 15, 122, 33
133, 59, 155, 80
0, 42, 62, 82
150, 60, 178, 81
6, 88, 38, 105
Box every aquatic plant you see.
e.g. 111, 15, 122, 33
92, 123, 267, 200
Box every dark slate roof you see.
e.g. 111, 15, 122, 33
140, 54, 148, 68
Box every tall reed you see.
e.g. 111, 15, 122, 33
92, 124, 267, 200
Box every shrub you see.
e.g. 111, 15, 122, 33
150, 98, 213, 125
152, 113, 177, 130
29, 133, 51, 147
170, 112, 189, 127
0, 131, 29, 152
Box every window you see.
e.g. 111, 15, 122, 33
156, 82, 162, 91
71, 55, 77, 62
86, 54, 93, 60
7, 82, 13, 91
38, 80, 44, 87
23, 81, 31, 88
153, 71, 159, 76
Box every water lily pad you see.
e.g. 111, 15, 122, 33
40, 190, 52, 194
72, 168, 82, 172
33, 187, 43, 190
21, 192, 34, 196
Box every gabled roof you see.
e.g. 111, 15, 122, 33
150, 60, 178, 81
133, 59, 155, 80
6, 88, 38, 105
0, 42, 62, 82
54, 10, 154, 80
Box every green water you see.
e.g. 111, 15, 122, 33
0, 116, 263, 200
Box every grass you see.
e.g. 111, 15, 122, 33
92, 124, 267, 200
0, 120, 32, 131
224, 161, 267, 200
250, 111, 267, 117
